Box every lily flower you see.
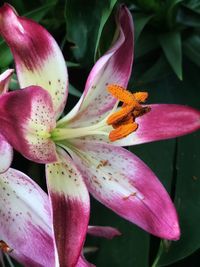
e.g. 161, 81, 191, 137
0, 4, 200, 266
0, 69, 13, 174
0, 168, 55, 267
0, 168, 120, 267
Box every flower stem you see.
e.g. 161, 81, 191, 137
151, 241, 164, 267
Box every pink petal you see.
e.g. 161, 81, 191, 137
87, 226, 121, 239
70, 141, 180, 240
114, 104, 200, 146
0, 86, 57, 163
0, 69, 14, 94
0, 4, 68, 117
0, 168, 55, 267
0, 134, 13, 174
46, 149, 90, 267
58, 5, 134, 127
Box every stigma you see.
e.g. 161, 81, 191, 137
107, 84, 150, 141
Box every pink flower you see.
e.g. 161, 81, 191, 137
0, 69, 13, 174
0, 3, 200, 266
0, 168, 120, 267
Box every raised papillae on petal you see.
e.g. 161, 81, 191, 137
107, 84, 150, 141
70, 141, 180, 240
0, 4, 68, 117
0, 134, 13, 174
58, 5, 134, 127
0, 86, 57, 163
0, 168, 54, 267
0, 69, 14, 94
46, 149, 90, 267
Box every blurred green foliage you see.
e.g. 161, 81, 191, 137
0, 0, 200, 266
129, 0, 200, 81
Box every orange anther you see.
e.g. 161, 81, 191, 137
107, 84, 138, 106
106, 84, 150, 142
109, 122, 138, 142
107, 104, 134, 125
133, 92, 148, 103
112, 114, 134, 129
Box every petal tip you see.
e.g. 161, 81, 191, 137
166, 221, 181, 241
0, 3, 17, 25
156, 213, 181, 241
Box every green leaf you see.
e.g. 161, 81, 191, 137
159, 32, 182, 80
69, 84, 81, 98
133, 13, 154, 41
9, 74, 19, 91
135, 33, 159, 59
183, 34, 200, 67
165, 0, 184, 28
94, 0, 117, 61
136, 55, 171, 84
136, 0, 161, 11
0, 40, 13, 69
177, 5, 200, 27
183, 1, 200, 14
166, 0, 184, 15
24, 0, 57, 22
10, 0, 27, 13
66, 61, 80, 68
65, 0, 117, 67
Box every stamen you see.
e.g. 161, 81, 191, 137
107, 84, 139, 106
107, 104, 134, 125
107, 84, 150, 142
133, 92, 148, 103
112, 114, 134, 129
109, 122, 138, 142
